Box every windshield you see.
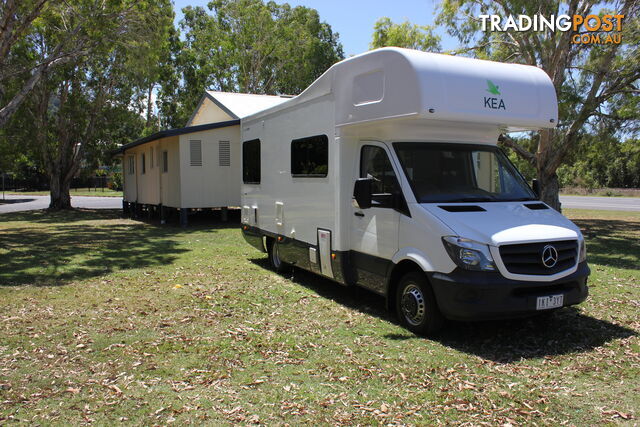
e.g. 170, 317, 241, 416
393, 142, 536, 203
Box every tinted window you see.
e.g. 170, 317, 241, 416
291, 135, 328, 177
360, 145, 401, 206
162, 151, 168, 173
243, 139, 261, 184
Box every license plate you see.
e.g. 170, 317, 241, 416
536, 294, 564, 310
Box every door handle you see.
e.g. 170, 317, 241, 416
354, 211, 365, 217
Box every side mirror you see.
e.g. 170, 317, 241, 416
353, 178, 373, 209
531, 179, 541, 198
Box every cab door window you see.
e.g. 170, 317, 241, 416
360, 145, 401, 208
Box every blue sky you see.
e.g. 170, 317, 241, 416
172, 0, 458, 56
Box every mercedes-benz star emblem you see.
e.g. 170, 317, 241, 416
541, 245, 559, 268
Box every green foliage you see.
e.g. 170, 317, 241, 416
110, 171, 123, 191
370, 17, 441, 51
158, 0, 344, 127
558, 135, 640, 189
2, 0, 174, 207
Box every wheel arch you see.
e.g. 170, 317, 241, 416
385, 259, 428, 312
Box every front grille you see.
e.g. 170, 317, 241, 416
498, 240, 578, 275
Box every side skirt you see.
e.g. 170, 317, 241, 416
241, 226, 392, 295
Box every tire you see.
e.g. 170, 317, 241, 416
267, 239, 289, 273
395, 271, 444, 336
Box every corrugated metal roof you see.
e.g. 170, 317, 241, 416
205, 91, 291, 119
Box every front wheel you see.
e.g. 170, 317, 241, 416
267, 239, 289, 273
396, 272, 444, 336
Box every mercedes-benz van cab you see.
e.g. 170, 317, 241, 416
240, 48, 589, 335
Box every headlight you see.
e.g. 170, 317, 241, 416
442, 236, 496, 271
579, 239, 587, 262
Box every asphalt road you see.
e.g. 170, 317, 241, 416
559, 195, 640, 212
0, 194, 122, 214
1, 194, 638, 214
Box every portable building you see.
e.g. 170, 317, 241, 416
119, 91, 288, 225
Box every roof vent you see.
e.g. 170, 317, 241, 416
524, 203, 549, 210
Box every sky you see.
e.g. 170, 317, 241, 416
172, 0, 458, 56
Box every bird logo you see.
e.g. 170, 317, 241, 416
486, 80, 501, 96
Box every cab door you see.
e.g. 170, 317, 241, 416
350, 142, 404, 292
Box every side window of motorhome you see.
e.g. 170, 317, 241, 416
243, 139, 261, 184
141, 153, 146, 175
127, 155, 135, 175
360, 145, 401, 204
291, 135, 328, 177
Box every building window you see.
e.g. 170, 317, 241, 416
162, 150, 168, 173
219, 141, 230, 167
190, 140, 202, 166
141, 153, 146, 174
128, 155, 135, 175
291, 135, 328, 177
242, 139, 260, 184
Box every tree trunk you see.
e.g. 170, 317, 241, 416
146, 84, 153, 127
538, 171, 561, 212
48, 172, 72, 210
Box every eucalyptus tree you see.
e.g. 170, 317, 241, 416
159, 0, 344, 127
6, 0, 174, 209
370, 17, 442, 51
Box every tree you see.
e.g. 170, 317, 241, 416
370, 17, 441, 51
5, 0, 174, 209
158, 0, 344, 127
437, 0, 640, 210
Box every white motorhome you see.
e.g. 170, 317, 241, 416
240, 48, 589, 335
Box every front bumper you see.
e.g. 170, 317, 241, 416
429, 261, 590, 321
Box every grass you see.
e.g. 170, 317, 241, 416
0, 208, 638, 424
7, 188, 123, 197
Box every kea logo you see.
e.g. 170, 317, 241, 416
484, 79, 506, 110
486, 79, 501, 95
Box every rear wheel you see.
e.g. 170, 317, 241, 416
396, 272, 444, 336
267, 239, 288, 273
